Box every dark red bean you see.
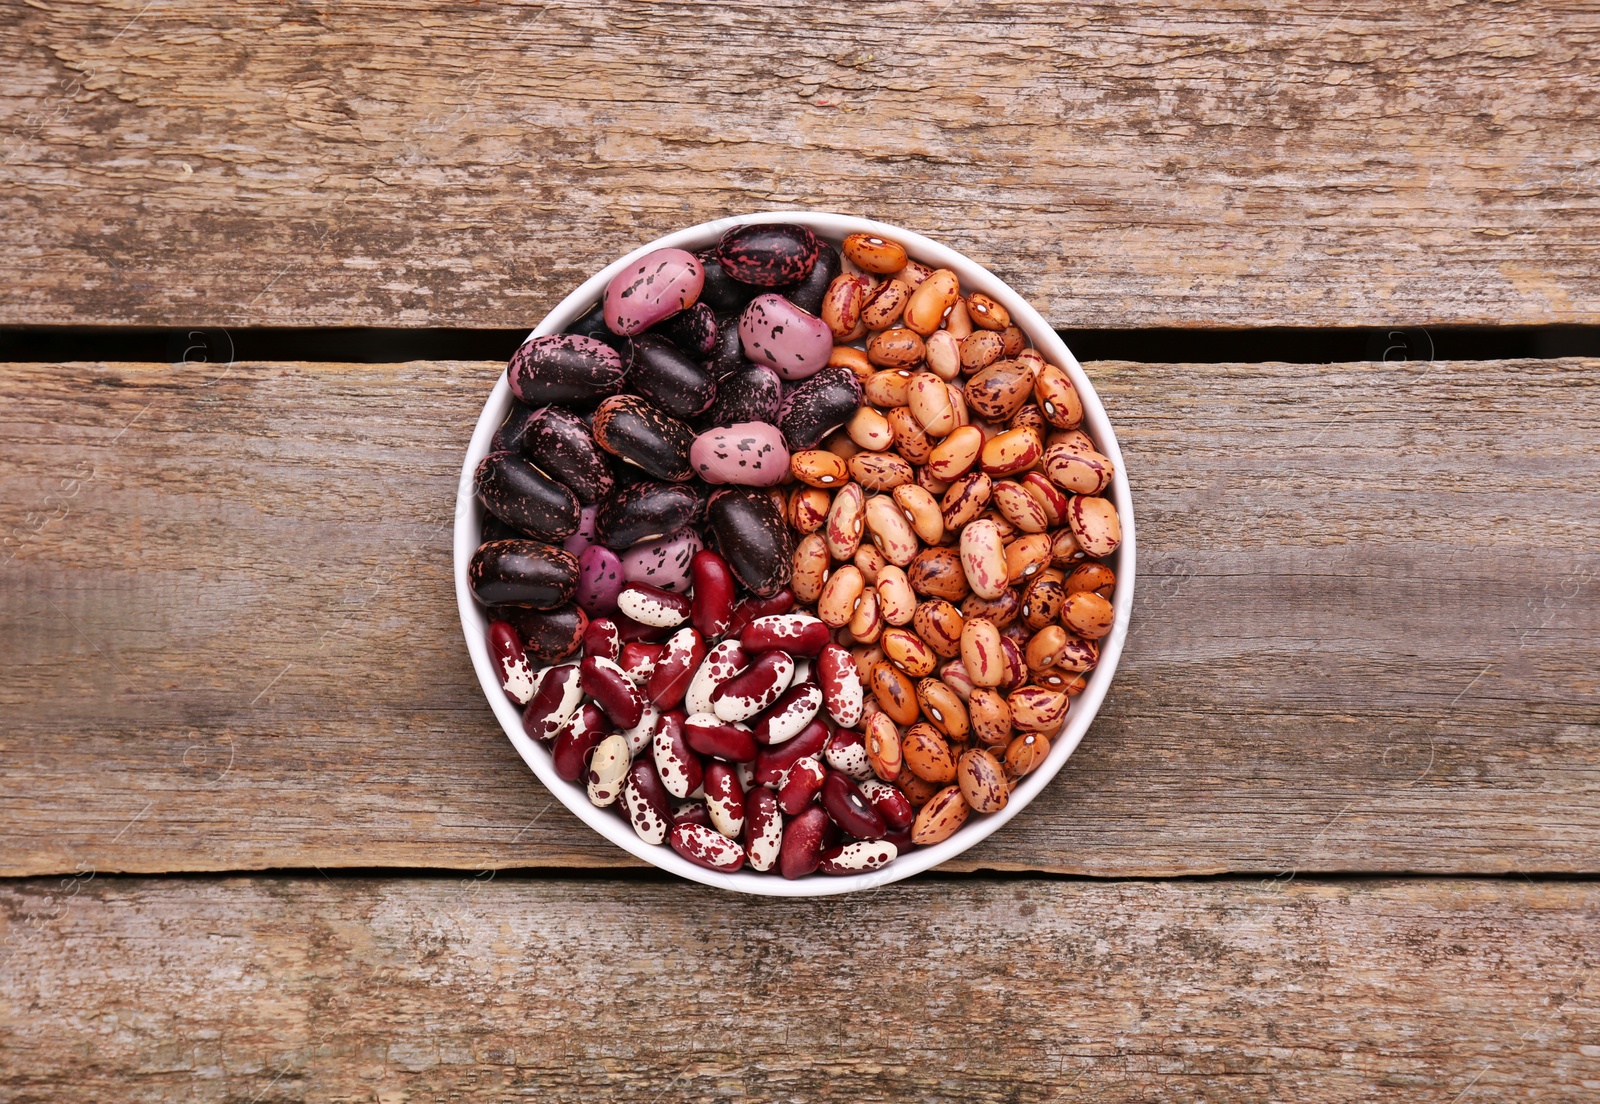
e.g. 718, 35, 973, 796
861, 780, 915, 831
778, 805, 831, 880
582, 618, 621, 661
580, 656, 646, 729
672, 801, 712, 829
646, 627, 707, 710
551, 703, 607, 782
725, 588, 795, 639
883, 827, 916, 854
614, 613, 674, 644
618, 642, 664, 684
820, 771, 887, 841
741, 613, 829, 657
683, 714, 759, 763
753, 717, 830, 786
715, 223, 820, 288
670, 822, 747, 872
689, 549, 737, 641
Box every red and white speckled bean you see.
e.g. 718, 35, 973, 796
752, 717, 830, 786
817, 643, 864, 727
711, 650, 795, 723
582, 618, 621, 662
751, 681, 823, 745
620, 704, 662, 757
586, 732, 631, 807
650, 710, 703, 799
616, 582, 692, 628
519, 662, 583, 742
487, 621, 537, 704
742, 788, 784, 872
618, 641, 663, 685
670, 821, 747, 872
703, 762, 746, 838
580, 655, 647, 728
551, 702, 608, 782
646, 626, 706, 710
818, 839, 898, 874
824, 727, 874, 781
621, 757, 673, 845
776, 757, 827, 815
683, 712, 760, 763
684, 640, 749, 717
741, 613, 830, 657
860, 779, 916, 831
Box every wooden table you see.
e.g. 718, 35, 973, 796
3, 3, 1597, 1099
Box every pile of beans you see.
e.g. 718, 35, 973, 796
470, 222, 1121, 879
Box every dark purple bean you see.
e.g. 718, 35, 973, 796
480, 513, 521, 544
706, 314, 751, 378
706, 487, 795, 598
781, 240, 840, 316
521, 407, 615, 504
777, 366, 864, 451
596, 481, 704, 550
490, 401, 540, 454
591, 395, 695, 482
469, 540, 579, 608
507, 334, 625, 406
624, 334, 718, 420
657, 302, 719, 359
564, 300, 627, 351
700, 363, 782, 429
503, 604, 589, 663
696, 252, 761, 314
474, 451, 581, 542
715, 223, 820, 288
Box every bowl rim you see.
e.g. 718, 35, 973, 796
453, 210, 1137, 896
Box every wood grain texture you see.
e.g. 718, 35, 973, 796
2, 356, 1597, 878
1, 876, 1597, 1102
2, 0, 1598, 328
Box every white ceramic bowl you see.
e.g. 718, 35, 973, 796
454, 211, 1136, 896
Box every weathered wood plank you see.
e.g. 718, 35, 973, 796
1, 0, 1597, 328
2, 357, 1596, 877
1, 876, 1596, 1102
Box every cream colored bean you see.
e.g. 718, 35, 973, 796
926, 425, 983, 480
959, 617, 1006, 687
1066, 495, 1122, 558
1062, 590, 1115, 640
817, 564, 865, 628
881, 627, 937, 678
824, 481, 865, 561
960, 330, 1005, 372
821, 274, 871, 341
863, 369, 914, 407
791, 532, 831, 603
846, 406, 895, 451
791, 449, 848, 488
874, 564, 917, 625
917, 678, 970, 741
906, 372, 956, 435
966, 292, 1011, 331
1044, 444, 1115, 495
885, 405, 933, 464
864, 493, 920, 567
789, 486, 831, 533
1034, 364, 1084, 429
1008, 686, 1069, 732
849, 585, 884, 643
991, 480, 1049, 533
860, 278, 911, 330
892, 484, 944, 545
1005, 532, 1054, 584
925, 329, 961, 380
911, 784, 970, 844
843, 232, 908, 274
853, 541, 886, 584
958, 518, 1009, 600
940, 471, 992, 530
848, 451, 914, 492
867, 327, 925, 369
979, 427, 1043, 478
905, 269, 961, 335
957, 748, 1009, 813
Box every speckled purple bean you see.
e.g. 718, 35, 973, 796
507, 335, 626, 406
561, 504, 600, 556
658, 302, 719, 358
624, 334, 718, 420
701, 364, 782, 429
522, 406, 615, 504
689, 422, 790, 486
715, 223, 820, 288
622, 528, 703, 593
576, 544, 626, 616
738, 294, 833, 381
604, 248, 704, 336
777, 366, 865, 451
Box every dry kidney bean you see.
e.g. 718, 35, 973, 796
966, 292, 1011, 331
712, 650, 795, 723
881, 628, 937, 678
753, 716, 830, 785
789, 486, 832, 533
651, 710, 703, 799
847, 451, 913, 491
843, 232, 908, 274
488, 620, 537, 704
521, 662, 583, 742
860, 279, 911, 330
904, 269, 960, 334
703, 762, 747, 838
864, 495, 919, 566
869, 661, 921, 725
791, 533, 830, 604
1008, 686, 1070, 733
1067, 495, 1123, 558
863, 712, 903, 781
752, 682, 823, 745
1004, 731, 1050, 777
866, 328, 925, 368
1063, 590, 1115, 640
508, 334, 627, 405
911, 784, 970, 844
926, 425, 983, 481
684, 713, 759, 762
821, 771, 887, 840
622, 757, 674, 845
818, 642, 865, 726
902, 723, 956, 783
586, 732, 631, 807
908, 547, 970, 601
824, 727, 875, 780
778, 805, 833, 879
616, 583, 691, 628
743, 788, 784, 872
817, 564, 865, 627
916, 678, 970, 741
776, 756, 827, 815
956, 748, 1009, 813
671, 821, 747, 872
552, 702, 608, 781
967, 687, 1011, 746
